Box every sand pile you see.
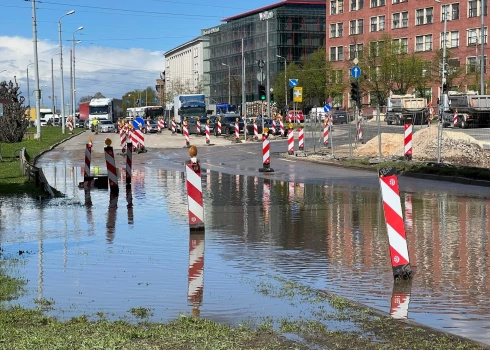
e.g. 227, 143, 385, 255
354, 127, 490, 167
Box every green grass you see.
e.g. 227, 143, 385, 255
0, 127, 84, 195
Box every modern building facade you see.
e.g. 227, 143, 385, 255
326, 0, 488, 107
163, 36, 210, 103
203, 0, 326, 108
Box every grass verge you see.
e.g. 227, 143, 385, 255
0, 127, 84, 195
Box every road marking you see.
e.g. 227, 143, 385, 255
281, 159, 296, 163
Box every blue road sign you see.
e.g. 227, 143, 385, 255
351, 66, 361, 79
289, 79, 298, 88
132, 117, 145, 129
324, 104, 331, 113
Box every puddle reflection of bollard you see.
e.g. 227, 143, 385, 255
84, 186, 92, 207
106, 192, 118, 243
126, 142, 132, 188
390, 279, 413, 319
185, 145, 205, 232
104, 138, 119, 195
84, 137, 92, 181
259, 132, 274, 172
262, 179, 271, 223
379, 167, 412, 280
188, 233, 205, 317
126, 187, 134, 225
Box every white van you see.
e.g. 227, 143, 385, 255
309, 107, 326, 122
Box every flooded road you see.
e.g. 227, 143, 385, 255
1, 158, 490, 345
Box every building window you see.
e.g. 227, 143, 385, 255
370, 0, 385, 8
350, 0, 364, 11
415, 34, 433, 51
392, 11, 408, 29
393, 38, 408, 53
441, 31, 459, 48
332, 70, 343, 84
330, 0, 344, 14
392, 0, 407, 3
416, 7, 434, 25
467, 27, 488, 45
441, 3, 460, 21
330, 22, 344, 38
330, 46, 344, 61
349, 43, 364, 59
370, 16, 385, 32
469, 0, 477, 17
369, 41, 384, 56
349, 19, 363, 34
466, 56, 486, 74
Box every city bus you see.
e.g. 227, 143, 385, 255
126, 106, 164, 121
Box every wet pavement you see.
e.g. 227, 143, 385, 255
1, 141, 490, 345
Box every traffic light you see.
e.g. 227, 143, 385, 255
258, 85, 266, 100
442, 83, 448, 94
270, 93, 274, 103
350, 81, 359, 104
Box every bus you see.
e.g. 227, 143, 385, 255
126, 106, 164, 121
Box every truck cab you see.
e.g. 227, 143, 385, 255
386, 95, 427, 125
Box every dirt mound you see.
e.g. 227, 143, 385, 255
354, 127, 490, 167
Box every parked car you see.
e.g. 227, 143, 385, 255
145, 119, 159, 133
212, 114, 245, 136
286, 110, 304, 123
197, 116, 214, 135
98, 120, 116, 133
331, 110, 348, 124
247, 117, 274, 135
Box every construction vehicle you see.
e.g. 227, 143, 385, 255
441, 92, 490, 128
385, 94, 427, 125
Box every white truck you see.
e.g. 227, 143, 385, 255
88, 98, 123, 125
441, 92, 490, 128
385, 94, 427, 125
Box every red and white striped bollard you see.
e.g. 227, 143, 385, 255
134, 128, 145, 152
205, 120, 210, 145
404, 123, 412, 161
298, 127, 304, 151
185, 145, 204, 232
279, 119, 285, 137
253, 119, 258, 140
104, 138, 119, 194
453, 110, 458, 127
120, 128, 127, 153
183, 121, 190, 147
171, 118, 176, 134
259, 133, 274, 172
357, 120, 364, 144
323, 122, 329, 146
379, 166, 412, 280
196, 119, 201, 136
234, 118, 239, 142
217, 117, 222, 136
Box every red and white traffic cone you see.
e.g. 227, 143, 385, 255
104, 139, 119, 194
183, 122, 190, 148
404, 123, 412, 161
298, 127, 304, 151
253, 120, 258, 140
379, 166, 412, 280
172, 118, 176, 134
217, 118, 222, 136
196, 119, 201, 136
205, 121, 210, 145
259, 133, 274, 172
280, 120, 285, 137
185, 146, 204, 232
188, 233, 205, 317
84, 140, 92, 180
126, 142, 132, 188
287, 128, 294, 155
234, 119, 239, 142
323, 122, 329, 146
390, 279, 412, 320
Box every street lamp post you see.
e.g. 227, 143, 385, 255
436, 0, 447, 163
26, 62, 34, 109
59, 10, 75, 134
480, 0, 485, 94
29, 0, 42, 139
221, 63, 231, 105
72, 26, 83, 119
259, 10, 274, 121
276, 55, 287, 112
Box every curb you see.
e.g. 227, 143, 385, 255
278, 153, 490, 188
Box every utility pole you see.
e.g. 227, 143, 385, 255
27, 66, 30, 108
480, 0, 486, 94
51, 58, 55, 116
241, 38, 246, 140
69, 48, 73, 118
437, 1, 447, 164
30, 0, 42, 139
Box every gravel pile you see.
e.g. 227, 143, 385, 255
354, 127, 490, 167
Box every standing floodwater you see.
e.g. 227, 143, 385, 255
1, 162, 490, 345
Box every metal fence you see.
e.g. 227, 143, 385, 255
301, 107, 490, 169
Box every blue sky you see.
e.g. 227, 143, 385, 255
0, 0, 266, 106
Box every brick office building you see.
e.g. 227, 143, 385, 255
326, 0, 488, 108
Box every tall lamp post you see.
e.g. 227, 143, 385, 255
72, 26, 83, 119
59, 10, 75, 134
259, 10, 274, 120
436, 0, 447, 164
480, 0, 485, 94
221, 63, 231, 105
29, 0, 42, 139
276, 55, 287, 113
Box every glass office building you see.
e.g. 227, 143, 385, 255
203, 0, 326, 107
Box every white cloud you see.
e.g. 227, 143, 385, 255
0, 36, 164, 106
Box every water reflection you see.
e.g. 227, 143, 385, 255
390, 280, 412, 320
2, 163, 490, 344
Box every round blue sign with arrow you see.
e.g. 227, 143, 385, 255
132, 117, 145, 129
324, 104, 331, 113
351, 66, 361, 79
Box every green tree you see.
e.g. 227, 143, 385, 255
433, 48, 465, 92
0, 79, 28, 143
121, 87, 157, 115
